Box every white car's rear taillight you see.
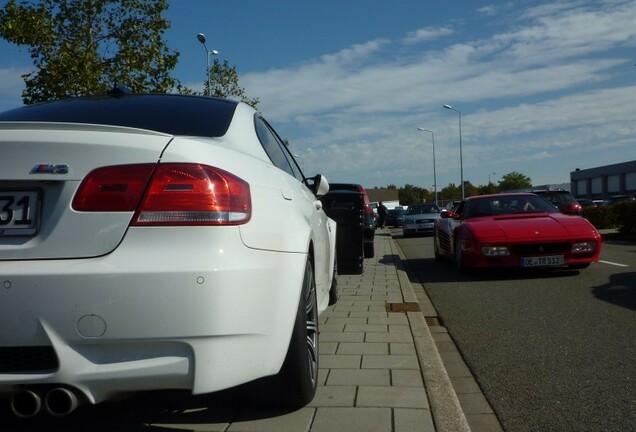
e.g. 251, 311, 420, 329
73, 163, 251, 225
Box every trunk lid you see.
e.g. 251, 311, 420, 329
0, 122, 172, 260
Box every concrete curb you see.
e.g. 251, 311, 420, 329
387, 235, 472, 432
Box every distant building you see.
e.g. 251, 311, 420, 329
366, 188, 400, 209
570, 160, 636, 199
504, 183, 571, 193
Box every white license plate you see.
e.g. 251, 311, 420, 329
521, 255, 564, 267
0, 190, 40, 236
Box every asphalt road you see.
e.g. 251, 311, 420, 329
395, 231, 636, 432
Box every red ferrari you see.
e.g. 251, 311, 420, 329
434, 193, 602, 271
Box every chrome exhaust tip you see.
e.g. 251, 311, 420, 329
44, 387, 79, 417
10, 390, 42, 418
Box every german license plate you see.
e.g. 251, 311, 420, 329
0, 190, 40, 236
521, 255, 564, 267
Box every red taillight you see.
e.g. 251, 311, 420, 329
73, 163, 251, 226
72, 164, 155, 211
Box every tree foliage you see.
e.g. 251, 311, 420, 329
498, 171, 533, 191
398, 184, 429, 205
387, 171, 533, 207
178, 58, 260, 109
0, 0, 180, 104
206, 59, 259, 108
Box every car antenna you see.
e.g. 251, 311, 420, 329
107, 84, 132, 96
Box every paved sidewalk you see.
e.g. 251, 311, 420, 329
310, 231, 470, 432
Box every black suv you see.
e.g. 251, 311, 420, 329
327, 183, 375, 258
532, 190, 582, 214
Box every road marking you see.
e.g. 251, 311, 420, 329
599, 260, 629, 267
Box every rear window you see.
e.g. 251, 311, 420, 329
534, 191, 575, 204
0, 94, 238, 138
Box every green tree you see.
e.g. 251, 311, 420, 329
478, 182, 500, 195
399, 184, 428, 205
206, 59, 259, 108
0, 0, 180, 104
463, 181, 479, 198
440, 183, 461, 202
498, 171, 532, 192
177, 58, 260, 109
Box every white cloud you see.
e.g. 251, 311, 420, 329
403, 27, 454, 44
242, 1, 636, 187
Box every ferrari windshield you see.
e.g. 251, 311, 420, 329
463, 194, 560, 219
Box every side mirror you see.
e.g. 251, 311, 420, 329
441, 211, 460, 220
308, 174, 330, 197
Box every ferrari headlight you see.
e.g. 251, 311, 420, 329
571, 242, 597, 253
482, 246, 510, 256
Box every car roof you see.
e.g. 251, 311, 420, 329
0, 93, 240, 138
465, 193, 536, 200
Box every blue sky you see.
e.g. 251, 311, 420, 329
1, 0, 635, 191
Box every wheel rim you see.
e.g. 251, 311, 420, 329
305, 266, 319, 386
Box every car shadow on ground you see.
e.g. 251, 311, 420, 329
0, 385, 303, 432
592, 271, 636, 311
601, 232, 636, 246
402, 256, 582, 284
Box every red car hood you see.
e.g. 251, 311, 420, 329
466, 213, 600, 242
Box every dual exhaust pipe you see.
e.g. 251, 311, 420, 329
10, 387, 80, 418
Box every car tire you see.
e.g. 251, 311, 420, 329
434, 231, 442, 260
364, 242, 374, 258
328, 259, 339, 305
454, 236, 465, 272
268, 256, 319, 407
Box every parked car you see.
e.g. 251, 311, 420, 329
434, 193, 601, 271
0, 92, 337, 416
445, 200, 460, 212
328, 183, 375, 258
386, 207, 405, 227
320, 189, 367, 274
532, 189, 582, 214
402, 203, 442, 237
576, 198, 596, 208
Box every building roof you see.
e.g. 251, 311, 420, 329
366, 188, 399, 202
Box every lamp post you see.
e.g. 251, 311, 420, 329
417, 128, 438, 205
196, 33, 218, 96
443, 104, 464, 200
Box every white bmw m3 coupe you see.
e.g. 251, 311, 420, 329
0, 92, 337, 417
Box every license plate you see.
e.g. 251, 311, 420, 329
521, 255, 564, 267
0, 190, 40, 236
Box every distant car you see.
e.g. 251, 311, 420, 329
532, 190, 582, 214
386, 207, 405, 227
328, 183, 375, 258
607, 195, 635, 205
445, 200, 460, 212
576, 198, 596, 208
402, 204, 442, 237
434, 193, 601, 271
0, 92, 337, 415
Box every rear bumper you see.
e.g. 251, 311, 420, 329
0, 227, 306, 403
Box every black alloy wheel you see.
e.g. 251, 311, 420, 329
264, 256, 319, 407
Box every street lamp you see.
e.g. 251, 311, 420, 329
417, 128, 438, 205
443, 104, 464, 200
196, 33, 219, 96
